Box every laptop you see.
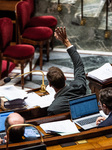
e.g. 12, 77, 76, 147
0, 111, 14, 143
69, 93, 102, 130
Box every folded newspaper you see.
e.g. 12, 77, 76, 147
87, 63, 112, 84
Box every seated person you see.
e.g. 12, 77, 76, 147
0, 112, 25, 144
0, 112, 40, 145
96, 87, 112, 127
47, 27, 86, 115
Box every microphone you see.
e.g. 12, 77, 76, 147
4, 77, 12, 83
4, 70, 46, 92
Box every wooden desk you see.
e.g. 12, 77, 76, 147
87, 76, 112, 101
1, 113, 112, 150
47, 136, 112, 150
1, 86, 112, 149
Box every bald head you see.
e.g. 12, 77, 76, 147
8, 112, 24, 126
5, 113, 25, 143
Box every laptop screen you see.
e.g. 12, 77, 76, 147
0, 111, 14, 132
69, 94, 99, 120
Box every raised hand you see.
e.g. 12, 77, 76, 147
54, 27, 71, 48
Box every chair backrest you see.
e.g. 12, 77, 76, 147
22, 0, 34, 16
16, 1, 30, 34
0, 17, 13, 51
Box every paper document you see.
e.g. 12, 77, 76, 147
87, 63, 112, 83
0, 84, 55, 108
0, 85, 27, 100
40, 119, 80, 136
25, 85, 55, 108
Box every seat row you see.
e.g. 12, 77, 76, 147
0, 0, 57, 89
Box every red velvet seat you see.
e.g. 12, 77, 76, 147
4, 45, 35, 59
0, 17, 35, 89
22, 0, 57, 49
23, 0, 57, 28
16, 1, 53, 69
28, 16, 57, 28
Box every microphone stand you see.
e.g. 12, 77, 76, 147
57, 0, 62, 12
80, 0, 86, 25
5, 70, 46, 93
105, 0, 111, 38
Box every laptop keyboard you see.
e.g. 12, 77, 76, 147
77, 115, 101, 126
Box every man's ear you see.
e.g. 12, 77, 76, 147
103, 103, 107, 109
64, 76, 66, 81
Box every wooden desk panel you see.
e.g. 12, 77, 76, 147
98, 137, 112, 149
87, 76, 112, 101
1, 112, 112, 150
1, 125, 112, 150
0, 0, 19, 11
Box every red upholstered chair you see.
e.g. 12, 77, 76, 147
23, 0, 57, 28
0, 17, 35, 89
22, 0, 57, 50
1, 60, 15, 79
16, 1, 53, 69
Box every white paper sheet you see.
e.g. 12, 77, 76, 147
25, 85, 55, 108
40, 119, 80, 136
0, 85, 27, 100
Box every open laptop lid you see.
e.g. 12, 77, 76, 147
69, 93, 99, 120
0, 111, 14, 132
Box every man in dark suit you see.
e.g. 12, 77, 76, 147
96, 87, 112, 127
47, 27, 86, 115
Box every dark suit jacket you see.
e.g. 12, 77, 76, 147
47, 45, 86, 115
98, 112, 112, 128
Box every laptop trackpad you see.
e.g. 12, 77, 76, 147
82, 123, 97, 130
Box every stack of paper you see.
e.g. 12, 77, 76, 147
40, 119, 80, 136
87, 63, 112, 84
0, 85, 55, 109
0, 85, 27, 100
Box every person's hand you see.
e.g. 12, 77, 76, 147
96, 116, 106, 125
4, 135, 7, 143
54, 27, 71, 48
0, 137, 3, 144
